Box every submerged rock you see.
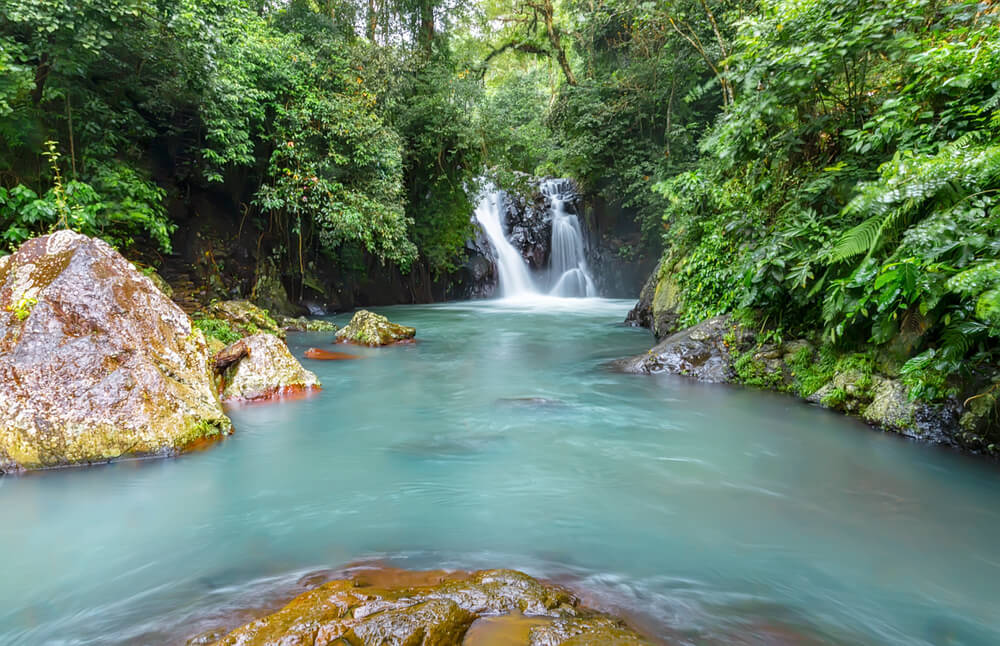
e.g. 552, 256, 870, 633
219, 334, 320, 402
209, 569, 649, 646
496, 397, 568, 409
304, 348, 361, 361
0, 231, 231, 473
336, 310, 416, 346
619, 315, 738, 383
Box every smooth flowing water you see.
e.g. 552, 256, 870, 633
474, 191, 536, 297
2, 299, 1000, 645
541, 180, 596, 298
474, 182, 595, 299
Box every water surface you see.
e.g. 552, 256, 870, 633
2, 299, 999, 645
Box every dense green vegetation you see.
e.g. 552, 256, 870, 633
651, 0, 1000, 411
2, 0, 999, 426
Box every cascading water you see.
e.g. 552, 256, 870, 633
541, 179, 597, 298
474, 190, 536, 298
474, 180, 597, 299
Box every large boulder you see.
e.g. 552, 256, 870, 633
208, 569, 649, 646
335, 310, 415, 347
618, 315, 738, 383
504, 189, 553, 270
218, 334, 320, 402
0, 231, 231, 473
448, 221, 498, 300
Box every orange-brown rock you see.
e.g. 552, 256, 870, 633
219, 334, 320, 402
304, 348, 362, 361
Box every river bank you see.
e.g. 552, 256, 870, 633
625, 265, 1000, 458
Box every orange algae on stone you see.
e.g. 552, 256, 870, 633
207, 569, 652, 646
305, 348, 362, 361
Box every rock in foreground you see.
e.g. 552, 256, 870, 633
336, 310, 415, 346
0, 231, 230, 473
219, 334, 320, 402
209, 569, 649, 646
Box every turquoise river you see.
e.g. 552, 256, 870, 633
2, 299, 999, 645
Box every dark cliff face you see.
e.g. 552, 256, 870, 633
447, 220, 498, 300
501, 188, 553, 271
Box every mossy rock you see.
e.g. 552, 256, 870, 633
618, 315, 736, 383
250, 257, 302, 317
208, 569, 650, 646
205, 300, 285, 340
650, 268, 683, 339
276, 315, 339, 333
0, 231, 231, 472
336, 310, 416, 347
219, 334, 320, 402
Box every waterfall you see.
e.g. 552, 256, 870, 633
474, 180, 597, 299
541, 180, 597, 298
474, 190, 536, 298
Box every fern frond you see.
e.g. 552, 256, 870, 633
829, 212, 890, 262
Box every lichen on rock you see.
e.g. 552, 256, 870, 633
219, 333, 320, 402
250, 257, 302, 317
0, 231, 231, 472
276, 314, 338, 333
336, 309, 416, 347
208, 568, 649, 646
625, 261, 683, 340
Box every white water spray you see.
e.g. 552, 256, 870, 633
474, 180, 597, 300
542, 179, 596, 298
474, 190, 536, 298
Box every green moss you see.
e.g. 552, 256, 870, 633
193, 316, 242, 345
9, 295, 38, 321
786, 345, 833, 397
821, 387, 848, 407
733, 349, 784, 390
175, 418, 229, 449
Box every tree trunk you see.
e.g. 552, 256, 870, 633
420, 1, 435, 51
539, 0, 576, 85
368, 0, 378, 42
